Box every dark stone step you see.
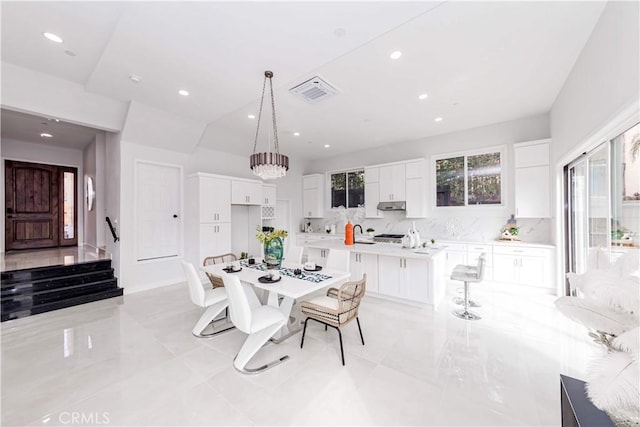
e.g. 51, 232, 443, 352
1, 259, 112, 285
1, 279, 119, 312
1, 287, 124, 322
1, 269, 115, 297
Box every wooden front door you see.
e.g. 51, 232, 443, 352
5, 160, 77, 251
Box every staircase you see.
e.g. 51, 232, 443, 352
1, 259, 123, 322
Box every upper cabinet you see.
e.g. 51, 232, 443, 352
514, 139, 550, 218
364, 167, 383, 218
231, 179, 262, 205
303, 174, 324, 218
197, 175, 231, 223
364, 159, 427, 218
262, 184, 276, 220
379, 164, 406, 202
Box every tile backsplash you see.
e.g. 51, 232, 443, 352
303, 211, 552, 244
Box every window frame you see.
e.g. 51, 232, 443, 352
432, 145, 506, 209
327, 168, 366, 210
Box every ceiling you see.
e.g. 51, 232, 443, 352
1, 109, 101, 150
1, 1, 606, 159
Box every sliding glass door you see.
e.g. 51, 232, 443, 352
565, 122, 639, 295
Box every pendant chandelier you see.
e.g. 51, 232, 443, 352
250, 70, 289, 180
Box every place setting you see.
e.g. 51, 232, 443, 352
258, 269, 281, 284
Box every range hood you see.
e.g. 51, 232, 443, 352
376, 201, 406, 211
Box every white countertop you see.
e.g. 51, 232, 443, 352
304, 239, 447, 259
298, 232, 555, 249
439, 239, 555, 249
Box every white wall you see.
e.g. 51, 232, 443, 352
105, 131, 122, 278
551, 1, 640, 165
82, 133, 108, 249
304, 113, 551, 243
83, 138, 97, 247
1, 62, 127, 132
1, 139, 85, 252
548, 0, 639, 293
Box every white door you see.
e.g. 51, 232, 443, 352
137, 162, 181, 261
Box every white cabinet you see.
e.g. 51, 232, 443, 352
186, 173, 233, 266
466, 243, 493, 281
350, 252, 378, 293
514, 139, 550, 218
515, 166, 550, 218
364, 167, 383, 218
443, 243, 467, 277
199, 223, 231, 259
303, 174, 324, 218
261, 184, 276, 220
379, 164, 406, 202
198, 176, 231, 223
405, 177, 427, 218
378, 256, 430, 303
231, 180, 262, 205
405, 160, 427, 218
492, 245, 553, 289
306, 247, 330, 267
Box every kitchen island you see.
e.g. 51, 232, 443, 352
303, 239, 447, 307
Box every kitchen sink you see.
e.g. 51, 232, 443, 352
354, 240, 376, 245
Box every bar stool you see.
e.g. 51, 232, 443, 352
451, 253, 486, 320
452, 258, 482, 308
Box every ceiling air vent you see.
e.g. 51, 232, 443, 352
289, 75, 339, 104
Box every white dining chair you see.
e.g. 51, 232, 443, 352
282, 245, 304, 267
221, 273, 289, 374
181, 261, 234, 337
325, 248, 351, 272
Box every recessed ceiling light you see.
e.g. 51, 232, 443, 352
390, 51, 402, 60
324, 144, 330, 148
247, 114, 256, 119
40, 133, 53, 138
129, 74, 141, 83
293, 132, 300, 136
434, 117, 443, 122
418, 93, 428, 100
178, 89, 189, 97
43, 32, 63, 43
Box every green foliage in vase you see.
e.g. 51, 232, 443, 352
255, 227, 288, 244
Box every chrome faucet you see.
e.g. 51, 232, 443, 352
353, 224, 363, 234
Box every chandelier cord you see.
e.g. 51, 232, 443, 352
268, 73, 280, 153
252, 74, 268, 154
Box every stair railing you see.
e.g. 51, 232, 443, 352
106, 217, 120, 242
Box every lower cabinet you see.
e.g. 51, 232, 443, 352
306, 247, 330, 267
378, 256, 430, 303
444, 243, 467, 277
350, 252, 378, 293
199, 223, 231, 263
492, 246, 552, 289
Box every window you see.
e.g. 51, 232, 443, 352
435, 149, 503, 207
330, 170, 364, 208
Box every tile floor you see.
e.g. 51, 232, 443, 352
1, 280, 600, 426
1, 247, 110, 273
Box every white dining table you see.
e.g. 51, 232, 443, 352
203, 262, 351, 342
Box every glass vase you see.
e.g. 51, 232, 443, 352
264, 237, 284, 268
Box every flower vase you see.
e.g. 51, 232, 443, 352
264, 237, 284, 268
